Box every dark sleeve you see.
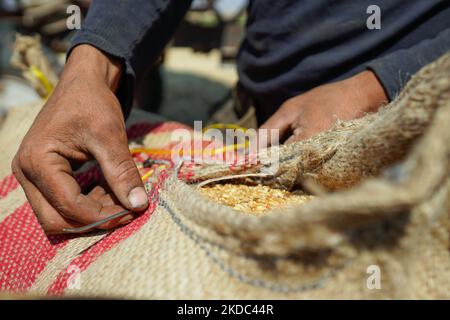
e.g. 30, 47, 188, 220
366, 28, 450, 101
68, 0, 192, 117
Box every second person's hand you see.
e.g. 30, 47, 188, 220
260, 71, 389, 143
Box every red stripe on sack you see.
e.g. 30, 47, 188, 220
0, 203, 72, 292
0, 174, 20, 199
47, 172, 169, 296
0, 121, 188, 294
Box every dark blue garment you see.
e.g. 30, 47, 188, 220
70, 0, 450, 122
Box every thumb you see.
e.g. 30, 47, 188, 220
90, 134, 148, 212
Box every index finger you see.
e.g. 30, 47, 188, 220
21, 150, 125, 225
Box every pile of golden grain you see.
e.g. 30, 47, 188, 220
200, 184, 313, 215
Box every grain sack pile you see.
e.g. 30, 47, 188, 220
0, 42, 449, 298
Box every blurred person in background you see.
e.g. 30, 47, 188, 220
12, 0, 450, 233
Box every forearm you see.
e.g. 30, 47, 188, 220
367, 28, 450, 100
68, 0, 193, 115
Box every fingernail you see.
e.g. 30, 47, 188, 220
128, 187, 148, 209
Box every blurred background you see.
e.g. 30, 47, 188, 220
0, 0, 248, 125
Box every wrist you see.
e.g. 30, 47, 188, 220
64, 44, 123, 92
350, 70, 389, 112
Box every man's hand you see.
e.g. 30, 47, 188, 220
11, 45, 149, 234
260, 71, 389, 143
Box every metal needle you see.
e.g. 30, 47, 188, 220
62, 209, 131, 234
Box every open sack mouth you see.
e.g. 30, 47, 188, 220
200, 183, 314, 215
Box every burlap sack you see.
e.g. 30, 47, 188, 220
65, 52, 450, 299
1, 52, 449, 299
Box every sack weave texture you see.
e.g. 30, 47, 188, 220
0, 53, 449, 299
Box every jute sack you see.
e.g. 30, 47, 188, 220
60, 52, 450, 299
0, 104, 188, 295
1, 50, 448, 298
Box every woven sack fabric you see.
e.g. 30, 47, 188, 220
0, 102, 191, 296
0, 52, 449, 299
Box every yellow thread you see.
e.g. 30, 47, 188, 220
205, 143, 247, 155
141, 169, 154, 182
202, 123, 247, 132
29, 65, 53, 97
131, 148, 172, 156
131, 143, 247, 157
